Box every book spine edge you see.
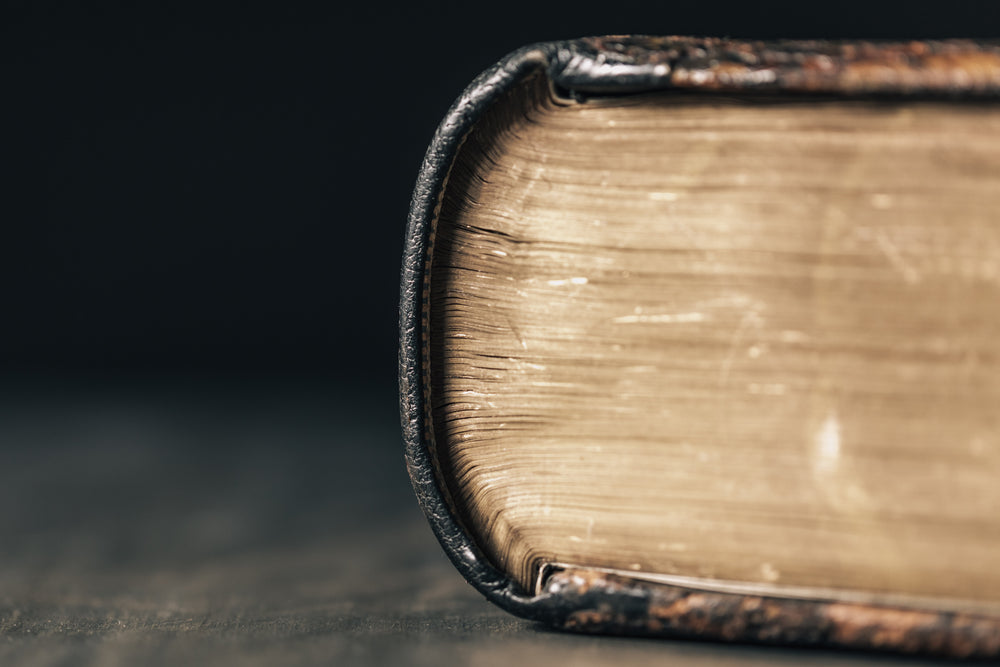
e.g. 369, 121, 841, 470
399, 42, 556, 614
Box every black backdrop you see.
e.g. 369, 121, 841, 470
6, 2, 1000, 389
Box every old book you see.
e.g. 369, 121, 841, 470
399, 36, 1000, 657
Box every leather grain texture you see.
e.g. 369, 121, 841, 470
554, 36, 1000, 95
545, 569, 1000, 659
398, 36, 1000, 654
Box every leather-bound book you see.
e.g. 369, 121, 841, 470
399, 36, 1000, 657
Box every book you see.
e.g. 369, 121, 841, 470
399, 36, 1000, 657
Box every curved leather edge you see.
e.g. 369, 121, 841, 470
400, 35, 1000, 645
399, 42, 557, 618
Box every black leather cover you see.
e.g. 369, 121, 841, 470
398, 37, 1000, 656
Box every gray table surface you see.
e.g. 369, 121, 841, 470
0, 382, 959, 666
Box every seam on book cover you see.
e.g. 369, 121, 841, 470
419, 132, 465, 476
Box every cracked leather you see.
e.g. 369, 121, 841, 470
399, 36, 1000, 655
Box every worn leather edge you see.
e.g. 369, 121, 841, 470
399, 36, 1000, 652
544, 569, 1000, 658
399, 43, 553, 616
552, 35, 1000, 96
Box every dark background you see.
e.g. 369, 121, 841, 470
6, 2, 1000, 386
2, 3, 998, 665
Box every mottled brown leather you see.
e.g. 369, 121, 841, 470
400, 36, 1000, 656
546, 569, 1000, 658
554, 36, 1000, 95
